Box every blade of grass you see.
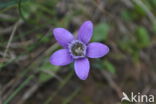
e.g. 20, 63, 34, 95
0, 0, 30, 9
44, 71, 74, 104
62, 87, 81, 104
2, 42, 59, 102
3, 75, 34, 104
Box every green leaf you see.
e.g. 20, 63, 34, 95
131, 50, 140, 62
121, 10, 132, 21
40, 63, 59, 71
26, 45, 36, 52
118, 38, 135, 54
20, 2, 37, 18
0, 63, 4, 68
39, 62, 59, 83
148, 0, 156, 9
36, 34, 50, 43
104, 61, 116, 74
134, 4, 146, 16
39, 72, 52, 83
92, 23, 110, 41
135, 26, 150, 48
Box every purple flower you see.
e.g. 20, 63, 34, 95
50, 21, 109, 80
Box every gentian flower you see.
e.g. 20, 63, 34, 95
50, 21, 109, 80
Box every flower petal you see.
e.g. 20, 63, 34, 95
50, 49, 73, 66
78, 21, 93, 44
53, 28, 74, 48
87, 42, 109, 58
74, 58, 90, 80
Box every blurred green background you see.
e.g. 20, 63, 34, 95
0, 0, 156, 104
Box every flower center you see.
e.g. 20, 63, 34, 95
68, 40, 86, 59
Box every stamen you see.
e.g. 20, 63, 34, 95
68, 40, 86, 59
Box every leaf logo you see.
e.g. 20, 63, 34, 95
121, 92, 131, 102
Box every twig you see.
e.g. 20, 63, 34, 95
0, 58, 7, 63
0, 26, 13, 35
17, 83, 39, 104
92, 0, 116, 20
2, 78, 17, 99
101, 70, 122, 98
121, 0, 134, 8
0, 14, 16, 20
132, 0, 156, 23
3, 19, 23, 58
8, 40, 33, 48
